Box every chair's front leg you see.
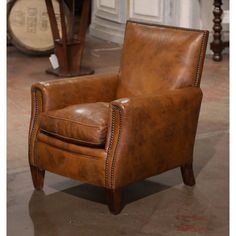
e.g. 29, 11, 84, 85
106, 188, 122, 215
180, 162, 196, 186
30, 165, 45, 191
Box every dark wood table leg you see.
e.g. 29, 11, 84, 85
45, 0, 94, 77
210, 0, 229, 62
210, 0, 224, 62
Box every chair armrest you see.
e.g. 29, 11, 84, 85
105, 87, 203, 189
31, 72, 119, 112
29, 72, 118, 165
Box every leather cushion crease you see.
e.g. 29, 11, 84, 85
40, 102, 110, 147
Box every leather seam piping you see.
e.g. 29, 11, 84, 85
42, 114, 107, 129
40, 129, 105, 146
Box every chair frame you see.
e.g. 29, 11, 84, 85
29, 21, 209, 214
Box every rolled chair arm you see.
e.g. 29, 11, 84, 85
105, 87, 203, 189
31, 72, 119, 112
29, 73, 119, 165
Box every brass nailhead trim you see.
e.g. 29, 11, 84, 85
105, 105, 122, 188
127, 20, 208, 34
29, 89, 43, 166
106, 24, 208, 188
110, 107, 122, 189
29, 90, 38, 164
194, 31, 208, 87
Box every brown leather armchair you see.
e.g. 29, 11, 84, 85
29, 21, 209, 214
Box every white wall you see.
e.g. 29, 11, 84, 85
90, 0, 229, 50
89, 0, 128, 44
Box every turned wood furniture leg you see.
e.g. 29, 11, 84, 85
181, 162, 196, 186
107, 188, 122, 215
210, 0, 223, 62
30, 165, 45, 191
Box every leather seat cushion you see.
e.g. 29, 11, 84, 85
39, 102, 109, 147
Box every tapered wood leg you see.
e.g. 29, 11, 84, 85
30, 165, 45, 191
181, 162, 195, 186
107, 188, 122, 215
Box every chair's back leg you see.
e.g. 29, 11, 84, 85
180, 162, 196, 186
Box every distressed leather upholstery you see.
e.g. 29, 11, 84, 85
117, 22, 206, 98
29, 21, 209, 203
40, 102, 109, 147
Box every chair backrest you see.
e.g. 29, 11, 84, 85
116, 21, 209, 98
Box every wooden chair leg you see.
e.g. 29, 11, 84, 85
30, 165, 45, 191
107, 188, 122, 215
181, 162, 196, 186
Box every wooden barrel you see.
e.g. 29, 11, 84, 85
7, 0, 63, 56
